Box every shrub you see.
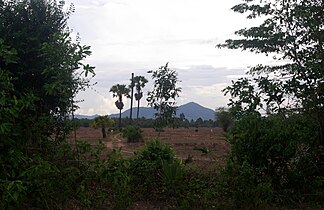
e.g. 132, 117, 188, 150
102, 148, 132, 209
215, 160, 273, 209
128, 139, 176, 199
227, 113, 323, 204
122, 125, 143, 143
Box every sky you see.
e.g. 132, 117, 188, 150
64, 0, 273, 115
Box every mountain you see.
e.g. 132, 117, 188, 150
74, 114, 99, 119
177, 102, 215, 121
109, 102, 215, 121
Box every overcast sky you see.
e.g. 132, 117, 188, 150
65, 0, 273, 115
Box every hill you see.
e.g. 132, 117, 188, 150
109, 102, 215, 121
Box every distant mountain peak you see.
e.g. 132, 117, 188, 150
109, 102, 215, 121
181, 102, 203, 107
75, 102, 215, 121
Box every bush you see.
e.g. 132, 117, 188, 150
128, 139, 176, 199
102, 148, 132, 209
227, 113, 323, 204
122, 125, 143, 143
215, 160, 273, 209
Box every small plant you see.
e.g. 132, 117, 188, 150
160, 160, 184, 186
122, 125, 143, 143
1, 180, 27, 209
193, 146, 210, 156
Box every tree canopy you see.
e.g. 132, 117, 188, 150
218, 0, 323, 145
0, 0, 95, 144
147, 63, 182, 129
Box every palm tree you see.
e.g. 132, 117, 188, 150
91, 115, 114, 138
110, 84, 130, 127
133, 76, 148, 119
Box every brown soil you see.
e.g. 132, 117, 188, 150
69, 127, 230, 171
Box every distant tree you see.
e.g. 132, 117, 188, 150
133, 75, 148, 119
91, 115, 114, 138
179, 113, 186, 121
215, 107, 233, 132
110, 84, 130, 127
195, 117, 204, 128
147, 63, 181, 130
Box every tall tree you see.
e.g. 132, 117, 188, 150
0, 1, 95, 206
110, 84, 130, 127
0, 0, 94, 144
147, 63, 181, 129
218, 0, 323, 146
133, 75, 148, 119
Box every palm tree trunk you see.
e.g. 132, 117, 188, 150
119, 109, 122, 127
137, 99, 140, 119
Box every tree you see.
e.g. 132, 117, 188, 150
0, 1, 95, 207
110, 84, 130, 127
133, 75, 148, 119
218, 0, 323, 146
195, 117, 204, 128
215, 107, 233, 132
0, 0, 94, 144
91, 115, 114, 138
216, 0, 324, 203
147, 63, 181, 130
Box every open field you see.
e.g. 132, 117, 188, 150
70, 127, 230, 171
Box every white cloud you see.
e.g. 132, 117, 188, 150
65, 0, 274, 114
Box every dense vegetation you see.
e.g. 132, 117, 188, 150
217, 0, 324, 207
0, 0, 323, 209
75, 116, 216, 129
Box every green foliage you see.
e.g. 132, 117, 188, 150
227, 113, 323, 203
0, 0, 95, 144
91, 115, 114, 138
1, 180, 27, 209
218, 0, 324, 145
129, 139, 176, 198
73, 118, 93, 127
160, 160, 184, 187
122, 125, 143, 143
216, 0, 324, 206
216, 107, 234, 132
100, 148, 132, 209
147, 62, 182, 129
215, 160, 273, 209
110, 84, 130, 127
0, 1, 97, 208
133, 75, 148, 119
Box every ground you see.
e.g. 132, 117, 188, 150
70, 127, 230, 171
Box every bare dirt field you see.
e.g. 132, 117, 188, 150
70, 127, 231, 171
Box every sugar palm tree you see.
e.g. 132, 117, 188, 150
110, 84, 130, 127
133, 76, 148, 119
91, 115, 114, 138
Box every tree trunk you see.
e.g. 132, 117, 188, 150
101, 127, 106, 138
137, 99, 140, 119
119, 109, 122, 127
